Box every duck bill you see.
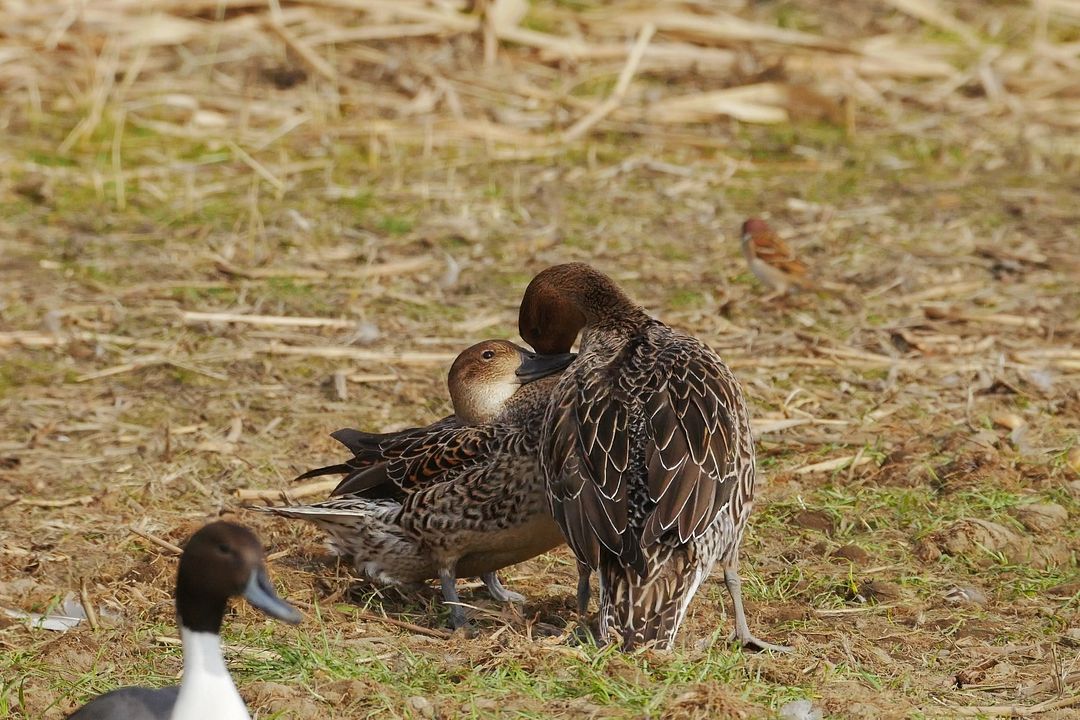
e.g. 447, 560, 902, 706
515, 351, 576, 384
243, 567, 302, 625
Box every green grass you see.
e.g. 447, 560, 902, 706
16, 610, 818, 719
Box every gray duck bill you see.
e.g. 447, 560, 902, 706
516, 352, 575, 383
243, 568, 302, 624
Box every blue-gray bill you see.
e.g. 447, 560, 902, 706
243, 568, 302, 624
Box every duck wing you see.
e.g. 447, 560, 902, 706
293, 416, 460, 484
547, 334, 744, 576
328, 423, 505, 498
547, 363, 634, 572
640, 342, 743, 548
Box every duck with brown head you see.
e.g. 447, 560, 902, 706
260, 339, 575, 629
67, 521, 301, 720
519, 262, 788, 652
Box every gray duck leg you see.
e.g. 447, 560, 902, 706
575, 562, 591, 615
723, 564, 791, 653
438, 566, 468, 629
482, 572, 525, 603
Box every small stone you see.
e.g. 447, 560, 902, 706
831, 544, 869, 564
943, 585, 988, 605
913, 537, 941, 562
1047, 581, 1080, 599
406, 696, 435, 719
991, 412, 1025, 431
1013, 503, 1068, 533
779, 699, 823, 720
790, 509, 835, 534
847, 702, 887, 720
930, 518, 1025, 567
861, 579, 903, 603
770, 605, 809, 622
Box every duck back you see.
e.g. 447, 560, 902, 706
543, 322, 755, 649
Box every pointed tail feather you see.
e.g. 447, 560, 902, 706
598, 545, 711, 651
293, 462, 353, 483
330, 427, 389, 454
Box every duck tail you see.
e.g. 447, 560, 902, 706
255, 501, 432, 585
597, 545, 710, 651
293, 462, 353, 482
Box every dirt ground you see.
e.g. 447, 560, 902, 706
1, 1, 1079, 718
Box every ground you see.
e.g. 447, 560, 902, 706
1, 1, 1078, 718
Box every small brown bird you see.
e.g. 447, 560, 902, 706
740, 217, 816, 296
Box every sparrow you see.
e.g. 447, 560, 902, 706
739, 217, 816, 296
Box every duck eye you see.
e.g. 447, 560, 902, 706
481, 350, 495, 360
216, 543, 231, 555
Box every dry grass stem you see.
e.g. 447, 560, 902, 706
128, 528, 184, 556
561, 23, 655, 143
181, 311, 358, 328
350, 609, 454, 640
235, 478, 341, 502
79, 579, 100, 632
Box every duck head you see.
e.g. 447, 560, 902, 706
448, 339, 574, 424
518, 263, 639, 354
175, 521, 302, 634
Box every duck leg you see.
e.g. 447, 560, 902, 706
438, 566, 468, 629
575, 562, 592, 615
723, 564, 791, 653
482, 572, 525, 603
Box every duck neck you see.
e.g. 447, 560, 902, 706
173, 625, 249, 720
179, 625, 231, 681
574, 272, 643, 324
175, 566, 227, 634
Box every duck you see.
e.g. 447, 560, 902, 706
68, 521, 302, 720
260, 339, 575, 628
518, 262, 788, 651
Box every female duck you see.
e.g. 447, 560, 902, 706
519, 262, 787, 651
263, 340, 574, 628
68, 521, 301, 719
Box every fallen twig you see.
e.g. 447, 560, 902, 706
793, 454, 875, 475
11, 495, 96, 508
129, 527, 183, 556
351, 608, 453, 640
212, 256, 434, 280
80, 578, 100, 631
235, 477, 340, 503
260, 342, 455, 365
182, 311, 357, 328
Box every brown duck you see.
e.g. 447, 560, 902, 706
519, 262, 787, 651
261, 339, 573, 628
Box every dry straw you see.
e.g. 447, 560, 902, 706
3, 0, 1078, 179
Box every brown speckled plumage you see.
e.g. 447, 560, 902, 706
260, 340, 573, 627
519, 263, 787, 651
